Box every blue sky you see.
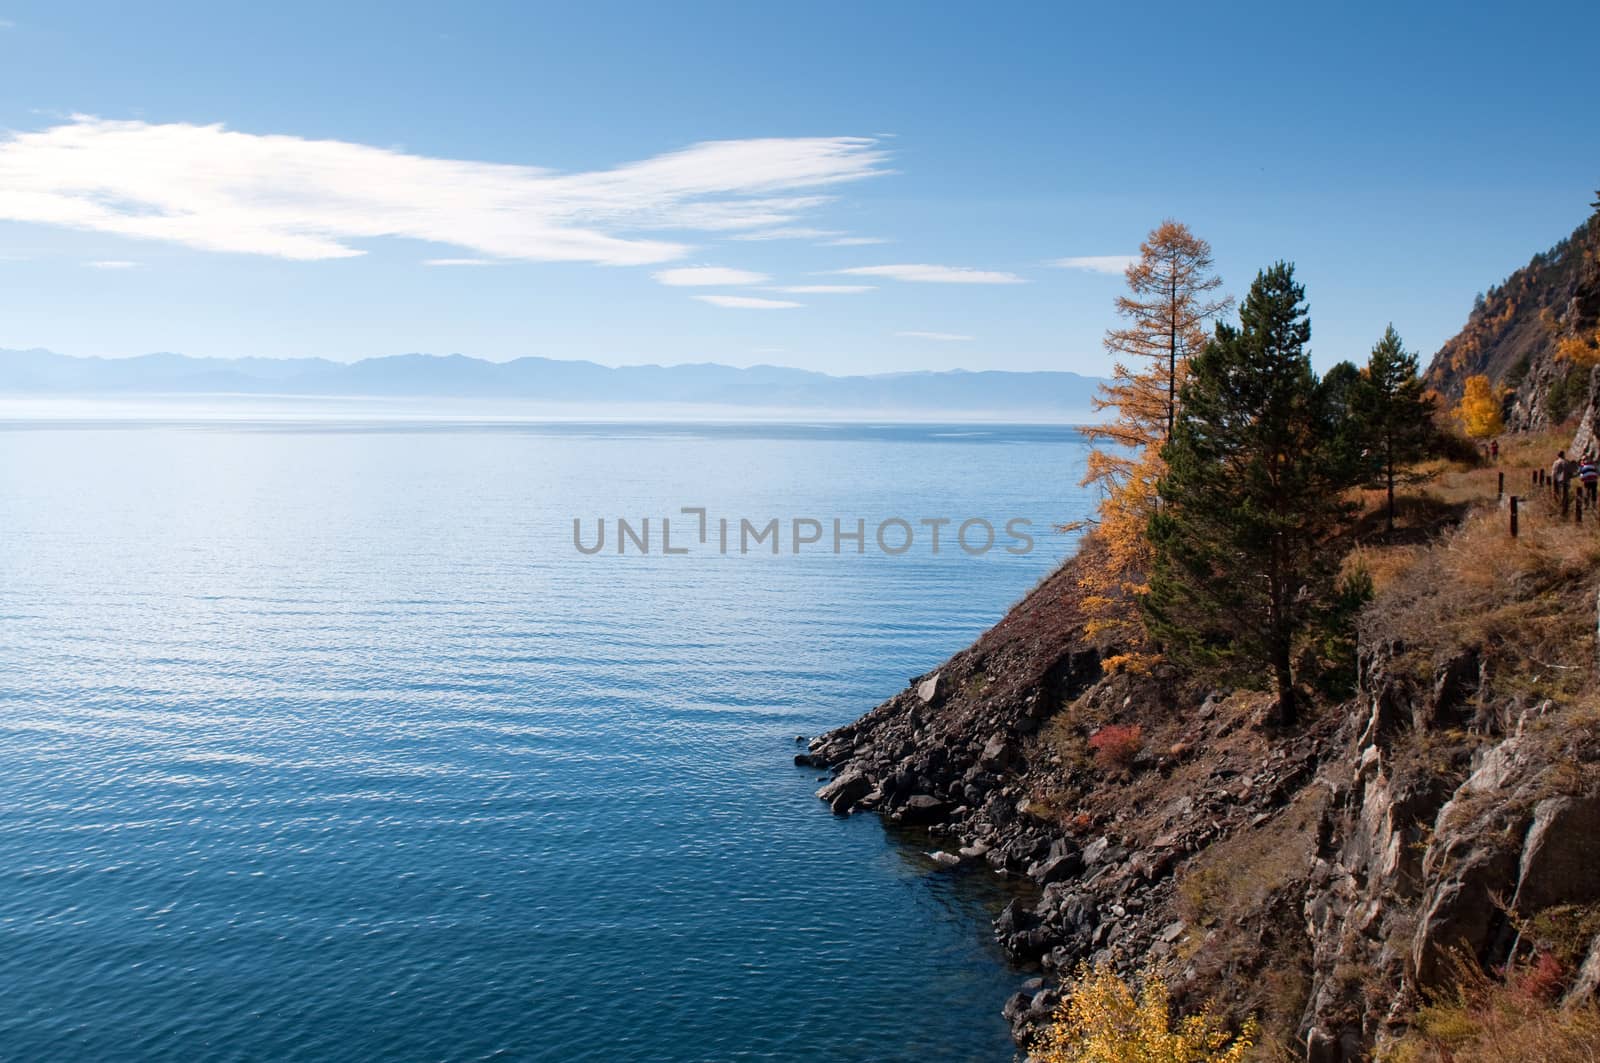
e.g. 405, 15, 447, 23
0, 0, 1596, 376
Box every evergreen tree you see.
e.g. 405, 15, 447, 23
1353, 325, 1436, 532
1145, 263, 1354, 725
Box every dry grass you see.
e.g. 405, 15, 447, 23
1381, 954, 1600, 1063
1363, 501, 1600, 706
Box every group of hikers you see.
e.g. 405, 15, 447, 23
1551, 448, 1600, 506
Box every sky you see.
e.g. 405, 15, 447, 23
0, 0, 1597, 377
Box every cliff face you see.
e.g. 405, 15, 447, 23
1424, 212, 1600, 434
802, 515, 1600, 1060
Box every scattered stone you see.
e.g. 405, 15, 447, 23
899, 794, 950, 826
815, 769, 871, 815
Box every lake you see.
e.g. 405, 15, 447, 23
0, 412, 1093, 1061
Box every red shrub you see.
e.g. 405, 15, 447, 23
1087, 723, 1143, 772
1512, 950, 1566, 1002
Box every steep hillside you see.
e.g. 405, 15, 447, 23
1425, 208, 1600, 434
802, 455, 1600, 1061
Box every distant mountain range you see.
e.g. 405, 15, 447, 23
0, 348, 1105, 418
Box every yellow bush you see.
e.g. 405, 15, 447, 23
1033, 964, 1258, 1063
1453, 375, 1505, 439
1555, 327, 1600, 368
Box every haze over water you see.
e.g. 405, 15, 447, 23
0, 410, 1092, 1061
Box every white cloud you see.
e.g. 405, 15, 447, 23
0, 18, 14, 29
0, 117, 889, 266
896, 330, 973, 341
654, 265, 770, 286
835, 263, 1025, 284
821, 236, 889, 246
764, 284, 873, 294
729, 227, 841, 241
423, 258, 496, 266
85, 259, 140, 269
1048, 254, 1136, 275
692, 294, 801, 309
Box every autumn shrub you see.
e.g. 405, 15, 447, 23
1381, 954, 1600, 1063
1453, 375, 1505, 438
1033, 963, 1257, 1063
1087, 724, 1143, 772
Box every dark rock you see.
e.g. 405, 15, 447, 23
1513, 796, 1600, 914
1027, 852, 1083, 885
815, 769, 871, 815
899, 794, 950, 825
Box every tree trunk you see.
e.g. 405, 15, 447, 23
1386, 457, 1396, 533
1274, 639, 1297, 726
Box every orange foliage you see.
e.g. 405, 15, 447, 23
1556, 327, 1600, 368
1072, 222, 1230, 655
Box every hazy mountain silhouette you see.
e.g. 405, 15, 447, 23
0, 348, 1104, 416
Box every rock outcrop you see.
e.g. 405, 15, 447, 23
802, 538, 1600, 1059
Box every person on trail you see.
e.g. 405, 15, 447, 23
1490, 439, 1499, 463
1553, 451, 1570, 497
1581, 455, 1599, 506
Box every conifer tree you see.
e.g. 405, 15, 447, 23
1082, 220, 1232, 481
1145, 263, 1353, 725
1354, 325, 1436, 532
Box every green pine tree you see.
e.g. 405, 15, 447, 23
1145, 263, 1355, 725
1353, 325, 1436, 532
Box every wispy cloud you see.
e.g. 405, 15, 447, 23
423, 258, 497, 266
896, 330, 973, 341
692, 294, 801, 309
0, 18, 14, 29
823, 236, 889, 246
835, 263, 1025, 284
0, 117, 890, 266
764, 284, 873, 294
729, 227, 841, 241
654, 266, 769, 286
1048, 254, 1136, 275
85, 259, 141, 269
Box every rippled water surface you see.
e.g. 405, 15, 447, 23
0, 416, 1091, 1062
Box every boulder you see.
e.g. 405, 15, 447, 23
915, 672, 941, 704
1512, 795, 1600, 914
816, 769, 871, 814
899, 794, 950, 825
1027, 852, 1083, 886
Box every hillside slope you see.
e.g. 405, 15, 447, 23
1424, 209, 1600, 436
802, 472, 1600, 1060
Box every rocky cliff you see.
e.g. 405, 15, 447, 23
801, 510, 1600, 1060
1424, 209, 1600, 436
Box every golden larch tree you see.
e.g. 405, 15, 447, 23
1070, 221, 1230, 662
1453, 374, 1505, 438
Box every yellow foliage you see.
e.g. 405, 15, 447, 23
1033, 964, 1258, 1063
1555, 327, 1600, 368
1452, 374, 1504, 439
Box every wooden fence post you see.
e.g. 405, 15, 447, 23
1510, 496, 1519, 538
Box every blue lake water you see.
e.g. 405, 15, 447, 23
0, 415, 1092, 1062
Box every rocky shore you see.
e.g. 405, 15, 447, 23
798, 538, 1600, 1059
